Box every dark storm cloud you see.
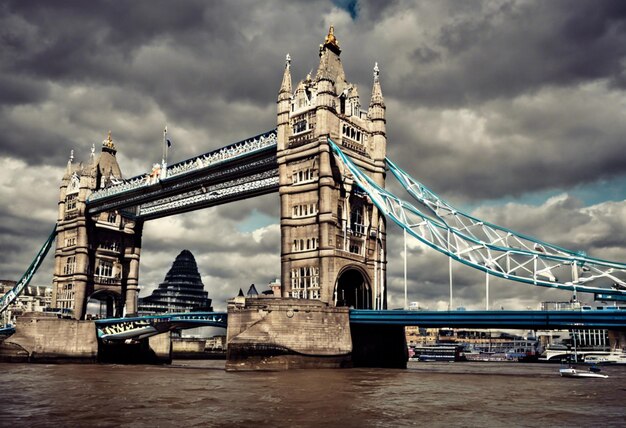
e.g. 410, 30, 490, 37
0, 0, 335, 166
379, 0, 626, 106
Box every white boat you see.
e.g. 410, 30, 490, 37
559, 367, 609, 378
584, 350, 626, 365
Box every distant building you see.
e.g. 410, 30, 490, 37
1, 280, 52, 324
137, 250, 213, 315
537, 300, 610, 350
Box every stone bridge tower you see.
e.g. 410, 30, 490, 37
277, 27, 387, 310
53, 133, 142, 320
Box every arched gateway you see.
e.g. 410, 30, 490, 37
335, 268, 371, 309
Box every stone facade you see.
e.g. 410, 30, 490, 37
53, 133, 142, 320
277, 26, 388, 309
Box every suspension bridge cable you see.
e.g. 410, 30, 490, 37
327, 138, 626, 296
0, 226, 57, 314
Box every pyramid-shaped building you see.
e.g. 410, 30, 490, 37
138, 250, 213, 315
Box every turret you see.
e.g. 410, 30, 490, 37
277, 54, 292, 151
368, 63, 387, 163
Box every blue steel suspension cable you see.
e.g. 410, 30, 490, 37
0, 226, 57, 314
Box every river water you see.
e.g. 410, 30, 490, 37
1, 360, 625, 427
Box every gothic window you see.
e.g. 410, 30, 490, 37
63, 256, 76, 275
57, 283, 75, 310
292, 203, 318, 218
350, 205, 365, 235
107, 212, 117, 223
292, 168, 315, 184
65, 194, 77, 211
96, 260, 113, 277
99, 241, 120, 252
341, 123, 363, 143
65, 236, 77, 247
290, 266, 320, 299
293, 238, 318, 252
293, 119, 308, 134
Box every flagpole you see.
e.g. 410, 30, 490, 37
161, 125, 168, 180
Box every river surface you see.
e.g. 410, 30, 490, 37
1, 360, 625, 427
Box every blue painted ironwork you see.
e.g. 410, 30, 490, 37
595, 293, 626, 302
88, 129, 277, 208
0, 227, 56, 314
328, 138, 626, 296
0, 325, 15, 336
350, 309, 626, 330
95, 312, 227, 341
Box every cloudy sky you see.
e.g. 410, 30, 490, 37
1, 0, 625, 312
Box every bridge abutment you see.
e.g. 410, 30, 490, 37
0, 312, 98, 363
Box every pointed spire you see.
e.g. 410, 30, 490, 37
369, 62, 385, 109
66, 149, 74, 173
279, 53, 292, 96
90, 143, 96, 163
247, 284, 259, 296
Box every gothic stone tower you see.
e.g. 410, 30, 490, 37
277, 27, 387, 310
53, 133, 143, 320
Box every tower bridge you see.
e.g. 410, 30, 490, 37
2, 27, 626, 368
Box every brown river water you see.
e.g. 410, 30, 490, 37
1, 360, 625, 427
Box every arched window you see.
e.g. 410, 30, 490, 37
350, 205, 364, 235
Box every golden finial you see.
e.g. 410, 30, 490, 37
322, 25, 341, 55
102, 130, 116, 151
325, 25, 339, 47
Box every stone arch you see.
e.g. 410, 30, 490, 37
334, 266, 372, 309
85, 289, 121, 319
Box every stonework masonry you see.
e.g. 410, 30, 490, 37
277, 26, 388, 311
53, 133, 143, 320
0, 312, 97, 362
226, 297, 352, 370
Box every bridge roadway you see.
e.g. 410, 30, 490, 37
93, 309, 626, 341
350, 309, 626, 330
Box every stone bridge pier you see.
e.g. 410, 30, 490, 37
225, 297, 407, 370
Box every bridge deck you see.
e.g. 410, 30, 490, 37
349, 310, 626, 330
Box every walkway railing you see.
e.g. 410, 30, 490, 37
88, 130, 277, 202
